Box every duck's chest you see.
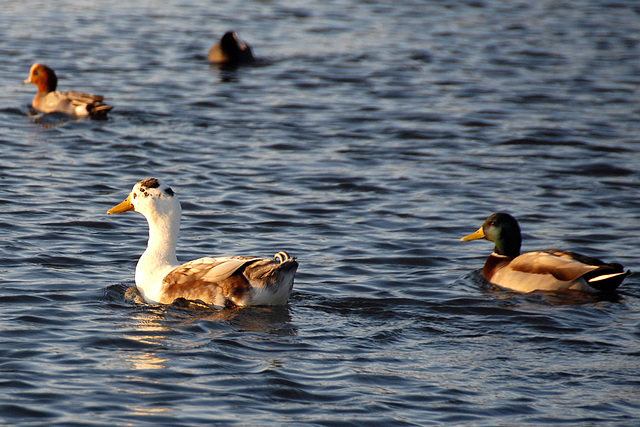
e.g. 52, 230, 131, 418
482, 254, 512, 282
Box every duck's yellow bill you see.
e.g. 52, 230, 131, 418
460, 226, 485, 242
107, 197, 134, 214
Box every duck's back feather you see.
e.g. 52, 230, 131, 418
64, 90, 106, 104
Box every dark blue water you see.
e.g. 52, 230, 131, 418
1, 0, 639, 425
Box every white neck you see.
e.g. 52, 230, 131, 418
135, 203, 181, 301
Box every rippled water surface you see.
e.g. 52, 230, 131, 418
1, 0, 640, 425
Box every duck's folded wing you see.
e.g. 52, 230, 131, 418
161, 256, 260, 306
63, 90, 106, 104
164, 256, 259, 285
508, 251, 600, 281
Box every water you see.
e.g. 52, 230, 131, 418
1, 0, 639, 425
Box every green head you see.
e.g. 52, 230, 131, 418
461, 212, 522, 258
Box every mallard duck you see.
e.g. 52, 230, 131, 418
23, 63, 113, 119
461, 213, 629, 293
107, 178, 298, 307
208, 31, 255, 66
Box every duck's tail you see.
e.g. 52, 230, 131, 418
88, 103, 114, 120
274, 251, 295, 263
585, 264, 630, 293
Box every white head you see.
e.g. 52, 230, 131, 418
107, 178, 180, 220
107, 178, 182, 258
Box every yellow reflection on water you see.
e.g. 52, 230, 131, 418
123, 310, 170, 371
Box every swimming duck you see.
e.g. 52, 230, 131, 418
208, 32, 255, 66
461, 213, 629, 293
23, 63, 113, 119
107, 178, 298, 307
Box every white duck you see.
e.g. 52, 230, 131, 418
107, 178, 298, 307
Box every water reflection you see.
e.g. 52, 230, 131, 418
29, 111, 80, 128
120, 286, 298, 373
123, 310, 170, 371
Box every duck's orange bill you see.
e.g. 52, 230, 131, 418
107, 197, 134, 214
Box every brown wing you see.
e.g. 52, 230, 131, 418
508, 251, 600, 281
161, 256, 260, 307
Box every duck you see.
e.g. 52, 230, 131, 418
208, 31, 255, 66
461, 212, 629, 293
23, 63, 113, 119
107, 178, 298, 307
